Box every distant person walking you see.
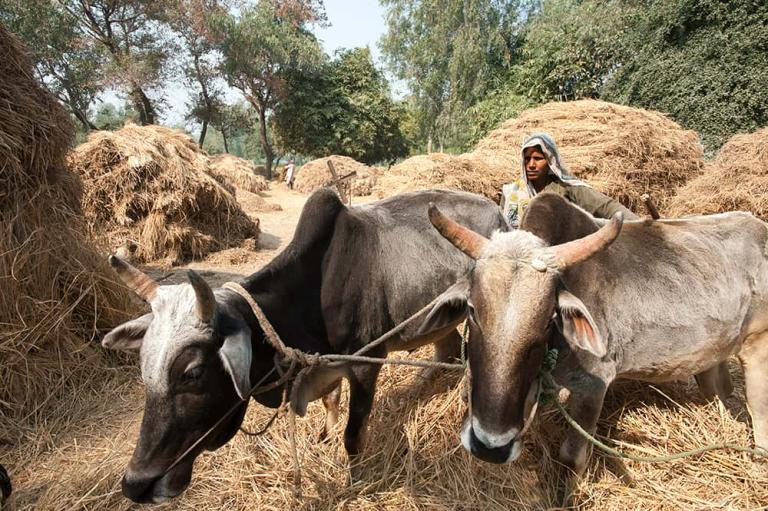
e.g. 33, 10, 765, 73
284, 159, 296, 189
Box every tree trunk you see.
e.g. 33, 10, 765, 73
198, 119, 208, 147
221, 128, 230, 153
73, 108, 97, 132
427, 134, 433, 154
256, 105, 273, 179
131, 86, 156, 125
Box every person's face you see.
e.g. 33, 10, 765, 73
523, 146, 549, 183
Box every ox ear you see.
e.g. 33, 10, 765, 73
415, 278, 469, 337
556, 290, 606, 357
102, 313, 153, 351
219, 326, 252, 401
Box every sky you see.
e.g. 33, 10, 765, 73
146, 0, 398, 127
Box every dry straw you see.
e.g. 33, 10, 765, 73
68, 124, 261, 265
666, 127, 768, 219
294, 156, 381, 196
0, 25, 139, 417
207, 153, 270, 195
377, 100, 705, 212
476, 99, 704, 211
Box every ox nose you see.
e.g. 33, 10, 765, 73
121, 471, 159, 504
468, 427, 515, 464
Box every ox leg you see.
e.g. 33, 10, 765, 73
557, 379, 608, 507
344, 363, 382, 471
318, 382, 342, 442
419, 330, 461, 381
738, 332, 768, 452
695, 361, 734, 402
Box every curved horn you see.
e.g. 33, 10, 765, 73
187, 269, 216, 323
108, 255, 158, 302
547, 212, 624, 270
428, 203, 489, 260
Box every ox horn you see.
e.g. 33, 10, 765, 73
108, 255, 158, 302
187, 269, 216, 323
428, 203, 489, 260
547, 212, 624, 270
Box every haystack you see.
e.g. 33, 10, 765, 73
475, 99, 704, 211
0, 25, 138, 415
374, 151, 517, 200
294, 156, 380, 196
207, 153, 270, 194
68, 124, 260, 265
666, 127, 768, 219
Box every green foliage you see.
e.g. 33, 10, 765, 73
379, 0, 536, 147
459, 84, 534, 148
210, 0, 325, 176
602, 0, 768, 151
92, 103, 137, 130
273, 47, 408, 164
0, 0, 106, 130
514, 0, 631, 102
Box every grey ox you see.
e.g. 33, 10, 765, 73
101, 188, 507, 503
420, 192, 768, 474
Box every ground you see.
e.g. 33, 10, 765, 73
2, 183, 768, 510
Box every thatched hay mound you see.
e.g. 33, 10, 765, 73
476, 99, 704, 211
68, 124, 260, 265
207, 153, 270, 194
0, 25, 138, 415
374, 151, 517, 200
666, 127, 768, 219
294, 156, 380, 196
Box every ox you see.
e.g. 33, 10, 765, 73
102, 188, 507, 503
420, 192, 768, 476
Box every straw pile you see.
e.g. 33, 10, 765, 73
374, 151, 517, 201
7, 345, 767, 510
207, 153, 270, 194
294, 156, 380, 196
68, 124, 261, 265
666, 127, 768, 219
474, 99, 705, 211
0, 25, 138, 416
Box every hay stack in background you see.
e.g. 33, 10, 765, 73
0, 25, 138, 415
207, 153, 270, 194
68, 124, 260, 265
294, 155, 380, 196
475, 99, 704, 211
666, 127, 768, 219
374, 151, 517, 200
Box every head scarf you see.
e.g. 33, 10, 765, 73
501, 133, 589, 228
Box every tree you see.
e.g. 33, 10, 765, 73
57, 0, 173, 125
514, 0, 631, 103
0, 0, 106, 131
169, 0, 226, 146
212, 0, 326, 178
602, 0, 768, 151
273, 47, 408, 164
379, 0, 536, 150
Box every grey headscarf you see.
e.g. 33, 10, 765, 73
520, 133, 590, 196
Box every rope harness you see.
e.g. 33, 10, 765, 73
159, 283, 766, 493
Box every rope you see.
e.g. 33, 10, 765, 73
537, 354, 768, 463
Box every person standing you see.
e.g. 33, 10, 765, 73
284, 159, 296, 189
500, 133, 638, 228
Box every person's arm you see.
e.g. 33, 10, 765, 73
566, 185, 640, 220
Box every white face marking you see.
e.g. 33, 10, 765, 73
140, 284, 208, 392
471, 417, 519, 448
460, 417, 523, 463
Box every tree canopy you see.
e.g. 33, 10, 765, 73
273, 47, 408, 164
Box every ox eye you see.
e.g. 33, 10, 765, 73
184, 365, 205, 382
